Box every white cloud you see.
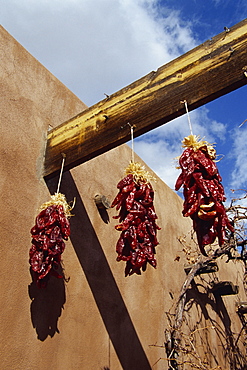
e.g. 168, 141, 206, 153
138, 106, 227, 144
133, 138, 179, 189
230, 126, 247, 189
1, 0, 196, 106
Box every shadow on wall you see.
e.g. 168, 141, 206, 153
184, 280, 247, 369
28, 267, 66, 341
45, 171, 152, 370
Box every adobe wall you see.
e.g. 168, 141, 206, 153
0, 26, 246, 370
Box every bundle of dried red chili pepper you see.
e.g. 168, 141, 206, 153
112, 162, 160, 276
175, 135, 234, 256
29, 193, 71, 287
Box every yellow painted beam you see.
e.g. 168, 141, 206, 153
44, 19, 247, 178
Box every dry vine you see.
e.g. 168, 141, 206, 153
164, 190, 247, 370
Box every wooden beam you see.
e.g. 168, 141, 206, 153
44, 19, 247, 179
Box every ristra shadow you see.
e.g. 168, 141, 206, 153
28, 266, 66, 341
46, 171, 151, 370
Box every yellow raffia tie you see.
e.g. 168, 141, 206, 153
182, 134, 216, 160
125, 161, 156, 184
39, 192, 73, 218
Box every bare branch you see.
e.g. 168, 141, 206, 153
164, 190, 247, 369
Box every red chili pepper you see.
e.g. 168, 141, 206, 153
112, 173, 160, 276
176, 142, 234, 256
30, 203, 70, 287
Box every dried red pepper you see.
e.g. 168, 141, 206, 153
29, 193, 71, 287
112, 162, 160, 276
175, 135, 234, 256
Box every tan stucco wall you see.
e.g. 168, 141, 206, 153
1, 26, 246, 370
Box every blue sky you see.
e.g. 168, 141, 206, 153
1, 0, 247, 202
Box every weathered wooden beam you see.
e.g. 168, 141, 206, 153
44, 19, 247, 178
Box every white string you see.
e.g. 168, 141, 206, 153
182, 100, 193, 135
56, 153, 66, 194
128, 123, 135, 163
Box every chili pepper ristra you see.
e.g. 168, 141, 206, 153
29, 193, 72, 288
175, 134, 234, 256
111, 161, 160, 276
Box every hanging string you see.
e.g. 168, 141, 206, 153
181, 100, 193, 135
56, 153, 66, 194
239, 118, 247, 128
127, 122, 135, 163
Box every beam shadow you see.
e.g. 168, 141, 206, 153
46, 171, 151, 370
